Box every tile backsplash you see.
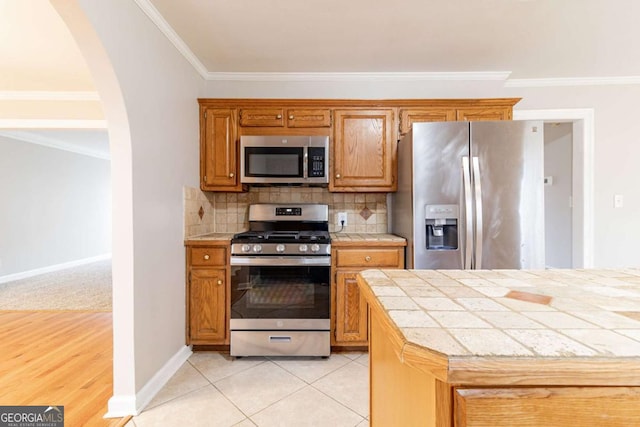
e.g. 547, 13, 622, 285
183, 186, 388, 237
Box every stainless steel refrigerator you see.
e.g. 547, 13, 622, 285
392, 121, 545, 270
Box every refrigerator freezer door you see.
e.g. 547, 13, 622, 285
470, 121, 545, 269
410, 122, 470, 269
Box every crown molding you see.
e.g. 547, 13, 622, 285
0, 91, 100, 101
505, 76, 640, 88
0, 129, 110, 160
133, 0, 209, 78
204, 71, 512, 82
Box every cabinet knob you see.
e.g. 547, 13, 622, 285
276, 114, 282, 119
217, 279, 223, 285
365, 256, 372, 262
203, 254, 210, 260
289, 115, 294, 120
229, 172, 234, 178
335, 174, 341, 179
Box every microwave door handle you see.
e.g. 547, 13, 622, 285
303, 146, 309, 178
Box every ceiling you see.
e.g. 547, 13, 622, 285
147, 0, 640, 79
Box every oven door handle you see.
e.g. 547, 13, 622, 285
230, 256, 331, 267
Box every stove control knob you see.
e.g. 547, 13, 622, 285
310, 244, 320, 253
253, 244, 263, 253
276, 244, 286, 253
298, 244, 308, 253
241, 244, 252, 253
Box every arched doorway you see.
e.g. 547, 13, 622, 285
49, 0, 136, 416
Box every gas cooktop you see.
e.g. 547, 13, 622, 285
231, 204, 331, 256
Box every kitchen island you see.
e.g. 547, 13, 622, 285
357, 268, 640, 427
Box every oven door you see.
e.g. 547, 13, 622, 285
229, 256, 330, 331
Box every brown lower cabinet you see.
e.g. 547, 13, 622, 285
331, 243, 405, 348
186, 242, 229, 345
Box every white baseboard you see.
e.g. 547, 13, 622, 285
0, 253, 112, 284
104, 345, 193, 418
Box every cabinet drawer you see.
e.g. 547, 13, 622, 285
239, 108, 284, 127
189, 247, 227, 266
287, 109, 331, 128
335, 248, 401, 268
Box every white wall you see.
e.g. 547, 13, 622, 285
544, 123, 573, 268
206, 80, 640, 268
53, 0, 204, 414
0, 135, 111, 277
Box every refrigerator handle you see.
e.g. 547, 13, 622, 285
472, 157, 483, 269
462, 156, 473, 269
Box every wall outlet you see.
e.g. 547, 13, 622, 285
336, 212, 348, 227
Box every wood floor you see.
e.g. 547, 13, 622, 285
0, 311, 130, 426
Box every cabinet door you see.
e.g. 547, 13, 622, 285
456, 107, 512, 121
201, 108, 241, 191
335, 271, 368, 344
239, 108, 285, 127
399, 108, 456, 135
331, 109, 396, 192
286, 109, 331, 128
189, 268, 226, 344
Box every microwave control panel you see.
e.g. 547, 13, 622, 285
308, 147, 326, 177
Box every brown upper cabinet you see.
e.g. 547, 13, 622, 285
456, 106, 513, 121
240, 108, 331, 128
200, 107, 244, 192
331, 109, 396, 192
198, 98, 520, 192
398, 99, 516, 136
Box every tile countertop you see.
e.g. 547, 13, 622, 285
358, 268, 640, 386
184, 233, 236, 245
330, 233, 406, 246
185, 232, 407, 245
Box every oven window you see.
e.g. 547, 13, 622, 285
245, 147, 303, 177
231, 265, 330, 319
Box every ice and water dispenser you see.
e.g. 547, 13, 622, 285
425, 204, 459, 250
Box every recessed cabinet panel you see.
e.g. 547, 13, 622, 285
332, 109, 396, 192
240, 108, 285, 127
287, 109, 331, 128
456, 107, 512, 122
201, 108, 240, 191
399, 108, 457, 135
455, 387, 640, 427
335, 271, 368, 344
189, 268, 226, 344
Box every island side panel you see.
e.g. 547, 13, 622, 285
370, 313, 451, 427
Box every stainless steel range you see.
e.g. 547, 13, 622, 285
229, 204, 331, 357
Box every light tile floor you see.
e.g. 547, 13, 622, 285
125, 352, 369, 427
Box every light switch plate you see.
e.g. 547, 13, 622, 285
614, 194, 624, 208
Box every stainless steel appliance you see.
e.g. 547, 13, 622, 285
240, 135, 329, 185
230, 204, 331, 356
392, 121, 545, 270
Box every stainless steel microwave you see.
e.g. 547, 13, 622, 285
240, 135, 329, 185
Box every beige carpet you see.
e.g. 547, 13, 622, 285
0, 259, 112, 311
